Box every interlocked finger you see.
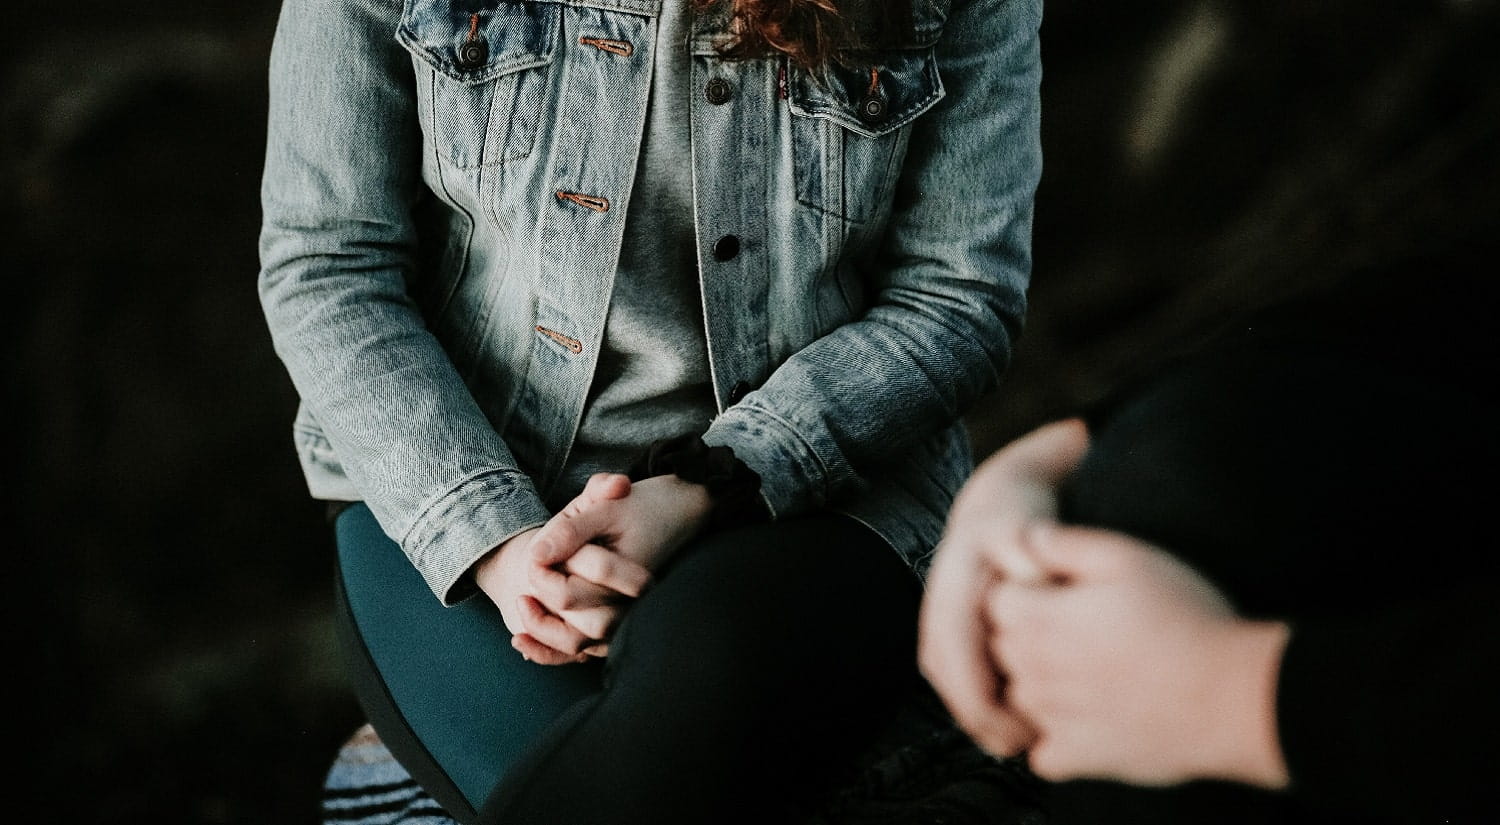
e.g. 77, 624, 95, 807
528, 548, 628, 613
564, 544, 652, 597
559, 604, 623, 643
517, 594, 598, 656
512, 632, 588, 665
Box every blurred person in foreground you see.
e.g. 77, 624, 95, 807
920, 240, 1498, 825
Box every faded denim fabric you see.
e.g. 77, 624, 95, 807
259, 0, 1042, 604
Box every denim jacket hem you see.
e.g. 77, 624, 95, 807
702, 402, 830, 520
402, 467, 552, 604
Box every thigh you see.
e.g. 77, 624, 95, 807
480, 513, 925, 825
612, 511, 922, 675
606, 511, 926, 752
333, 503, 603, 821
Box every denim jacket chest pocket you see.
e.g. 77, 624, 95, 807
397, 0, 560, 171
787, 48, 944, 224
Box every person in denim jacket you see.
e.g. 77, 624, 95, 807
259, 0, 1041, 818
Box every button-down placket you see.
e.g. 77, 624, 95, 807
523, 0, 662, 491
689, 21, 773, 413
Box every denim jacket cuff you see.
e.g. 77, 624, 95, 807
401, 468, 551, 606
702, 405, 832, 521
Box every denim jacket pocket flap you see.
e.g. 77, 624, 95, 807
398, 0, 560, 84
787, 48, 944, 139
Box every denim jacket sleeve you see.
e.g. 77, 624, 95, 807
258, 0, 550, 605
701, 0, 1043, 519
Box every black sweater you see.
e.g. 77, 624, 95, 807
1057, 241, 1498, 824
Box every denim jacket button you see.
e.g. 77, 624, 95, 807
728, 381, 751, 405
705, 77, 732, 105
456, 40, 488, 70
712, 234, 741, 261
859, 94, 888, 123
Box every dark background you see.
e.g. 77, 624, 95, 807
6, 1, 1496, 822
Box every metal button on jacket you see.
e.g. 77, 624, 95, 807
705, 77, 732, 105
859, 94, 888, 123
712, 234, 741, 261
457, 39, 488, 70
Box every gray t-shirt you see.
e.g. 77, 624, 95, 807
557, 0, 716, 498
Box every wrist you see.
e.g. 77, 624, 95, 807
628, 434, 765, 530
474, 528, 536, 600
1209, 619, 1292, 789
663, 473, 715, 517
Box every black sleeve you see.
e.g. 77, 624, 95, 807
1277, 577, 1500, 823
1057, 238, 1500, 822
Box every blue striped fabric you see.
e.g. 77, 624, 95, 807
322, 725, 458, 825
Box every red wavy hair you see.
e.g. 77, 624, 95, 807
699, 0, 910, 69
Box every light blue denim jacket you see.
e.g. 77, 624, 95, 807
259, 0, 1042, 604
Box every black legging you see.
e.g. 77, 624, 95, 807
334, 506, 924, 825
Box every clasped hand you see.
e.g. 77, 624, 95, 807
474, 472, 714, 665
917, 419, 1291, 789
